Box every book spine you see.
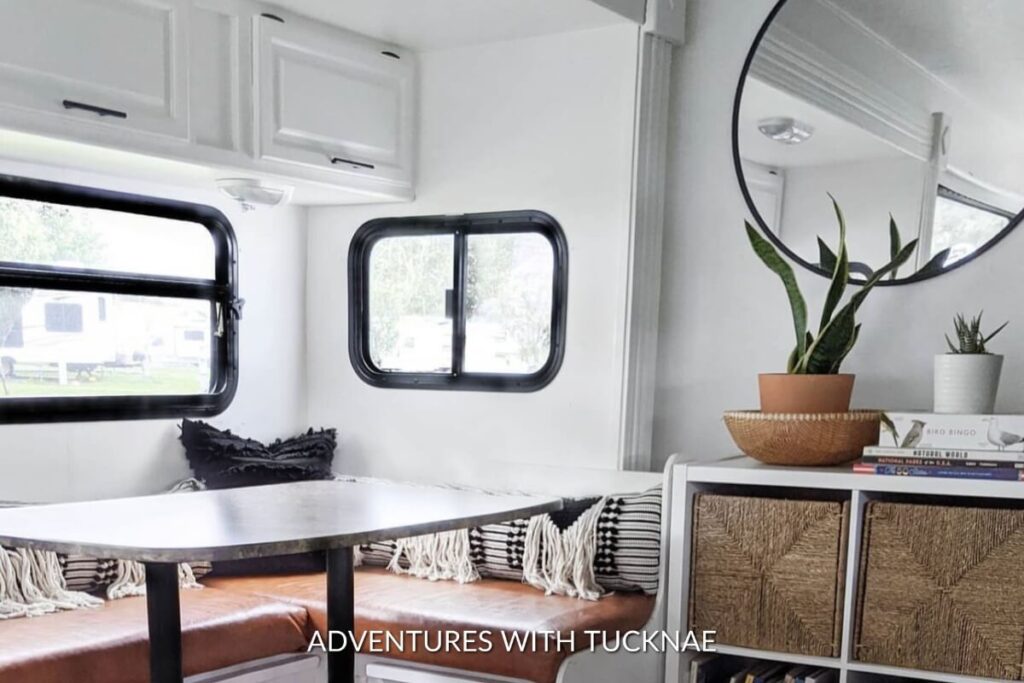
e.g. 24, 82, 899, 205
861, 455, 1022, 469
853, 463, 1024, 480
863, 446, 1024, 463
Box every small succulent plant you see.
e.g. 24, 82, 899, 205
945, 312, 1008, 354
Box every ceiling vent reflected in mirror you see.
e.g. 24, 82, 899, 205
735, 0, 1024, 285
757, 117, 814, 145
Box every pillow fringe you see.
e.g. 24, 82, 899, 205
0, 547, 102, 619
387, 529, 479, 584
107, 560, 203, 600
522, 497, 608, 601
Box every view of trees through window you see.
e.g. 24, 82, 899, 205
931, 192, 1011, 266
367, 231, 555, 375
0, 198, 213, 398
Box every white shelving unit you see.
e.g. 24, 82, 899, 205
663, 455, 1024, 683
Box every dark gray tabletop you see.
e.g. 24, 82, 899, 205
0, 480, 561, 563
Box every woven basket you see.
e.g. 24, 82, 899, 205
689, 494, 849, 657
855, 501, 1024, 680
723, 410, 881, 466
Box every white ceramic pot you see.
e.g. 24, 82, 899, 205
933, 354, 1004, 414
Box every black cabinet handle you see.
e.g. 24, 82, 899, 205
329, 156, 375, 170
62, 99, 127, 119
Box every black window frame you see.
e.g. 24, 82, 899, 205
937, 185, 1015, 221
348, 210, 568, 392
0, 174, 239, 424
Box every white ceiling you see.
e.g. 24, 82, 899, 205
739, 78, 903, 168
264, 0, 631, 50
830, 0, 1024, 124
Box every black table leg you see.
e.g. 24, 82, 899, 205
326, 546, 355, 683
145, 562, 183, 683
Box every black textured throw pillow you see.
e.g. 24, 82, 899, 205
180, 419, 337, 575
181, 419, 336, 488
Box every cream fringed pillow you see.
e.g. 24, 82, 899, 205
359, 486, 663, 600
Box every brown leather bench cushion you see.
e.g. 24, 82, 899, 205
0, 588, 309, 683
204, 567, 656, 683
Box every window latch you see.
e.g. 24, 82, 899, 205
229, 297, 246, 321
215, 298, 245, 338
444, 289, 455, 319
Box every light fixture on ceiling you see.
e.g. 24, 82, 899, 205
217, 178, 293, 212
757, 117, 814, 145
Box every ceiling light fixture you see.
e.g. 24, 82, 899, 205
757, 117, 814, 145
217, 178, 293, 211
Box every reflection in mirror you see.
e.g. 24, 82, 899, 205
736, 0, 1024, 283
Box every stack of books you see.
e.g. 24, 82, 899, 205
690, 655, 836, 683
854, 412, 1024, 481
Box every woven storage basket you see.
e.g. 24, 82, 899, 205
689, 494, 849, 657
723, 410, 881, 466
855, 501, 1024, 680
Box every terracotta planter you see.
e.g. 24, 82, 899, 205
758, 373, 855, 414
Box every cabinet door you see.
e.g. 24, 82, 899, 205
0, 0, 189, 140
254, 16, 415, 188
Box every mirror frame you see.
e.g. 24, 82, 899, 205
732, 0, 1024, 286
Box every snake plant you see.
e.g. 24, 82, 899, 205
745, 195, 917, 374
945, 312, 1007, 354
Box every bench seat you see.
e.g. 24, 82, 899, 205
0, 587, 310, 683
204, 567, 656, 683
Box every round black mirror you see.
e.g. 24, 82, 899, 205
735, 0, 1024, 285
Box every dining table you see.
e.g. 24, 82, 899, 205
0, 479, 562, 683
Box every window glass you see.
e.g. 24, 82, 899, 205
464, 233, 554, 374
0, 176, 236, 422
350, 211, 567, 391
0, 287, 211, 398
931, 191, 1012, 266
368, 234, 454, 373
0, 197, 216, 279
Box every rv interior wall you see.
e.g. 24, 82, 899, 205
306, 24, 641, 478
652, 0, 1024, 467
0, 159, 308, 503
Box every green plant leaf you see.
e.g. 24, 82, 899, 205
746, 222, 808, 364
914, 247, 951, 279
832, 322, 861, 373
818, 237, 837, 272
819, 196, 850, 333
983, 320, 1009, 345
888, 216, 902, 281
797, 237, 918, 373
945, 333, 959, 354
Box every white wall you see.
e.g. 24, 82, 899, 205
305, 24, 641, 479
0, 159, 308, 503
652, 0, 1024, 467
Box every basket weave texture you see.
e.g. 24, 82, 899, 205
723, 410, 881, 466
856, 501, 1024, 680
689, 494, 849, 657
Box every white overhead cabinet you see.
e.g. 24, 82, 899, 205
254, 15, 415, 189
0, 0, 189, 140
0, 0, 416, 203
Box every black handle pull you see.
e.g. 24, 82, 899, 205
329, 156, 375, 170
444, 289, 455, 319
62, 99, 127, 119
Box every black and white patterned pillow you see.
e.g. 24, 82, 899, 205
469, 519, 530, 581
594, 487, 662, 595
358, 487, 663, 595
360, 539, 401, 567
